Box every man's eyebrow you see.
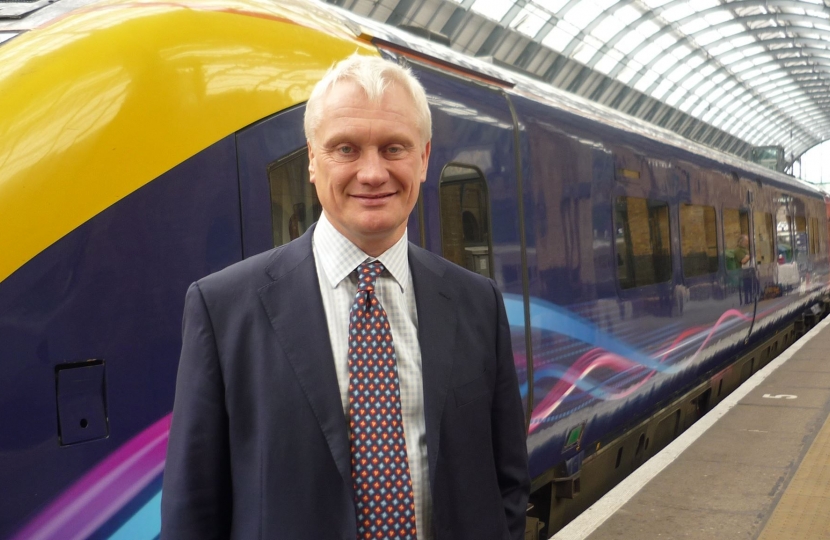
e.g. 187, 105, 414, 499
322, 131, 418, 148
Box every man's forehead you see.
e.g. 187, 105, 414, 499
323, 80, 410, 107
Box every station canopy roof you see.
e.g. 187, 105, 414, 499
333, 0, 830, 164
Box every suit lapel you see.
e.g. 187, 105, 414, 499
257, 226, 352, 491
409, 246, 457, 488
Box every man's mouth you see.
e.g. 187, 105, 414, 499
354, 193, 394, 199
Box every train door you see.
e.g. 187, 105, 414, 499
752, 204, 777, 331
722, 207, 753, 310
403, 64, 531, 422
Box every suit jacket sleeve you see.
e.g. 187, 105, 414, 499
161, 282, 232, 540
490, 280, 531, 539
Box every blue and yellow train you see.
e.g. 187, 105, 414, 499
1, 0, 828, 537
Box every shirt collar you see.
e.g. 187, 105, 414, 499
314, 212, 410, 293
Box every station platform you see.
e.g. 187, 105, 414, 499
552, 316, 830, 540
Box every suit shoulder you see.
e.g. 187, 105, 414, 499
193, 241, 305, 310
408, 243, 496, 293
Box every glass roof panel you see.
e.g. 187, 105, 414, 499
682, 55, 704, 71
470, 0, 513, 21
706, 86, 726, 100
563, 2, 604, 31
679, 95, 698, 112
681, 71, 705, 90
532, 0, 569, 13
614, 31, 647, 54
510, 4, 549, 38
722, 52, 747, 66
617, 65, 640, 84
694, 30, 722, 46
662, 4, 695, 23
730, 35, 757, 49
572, 43, 599, 64
654, 34, 677, 49
541, 23, 576, 52
594, 55, 619, 75
667, 63, 692, 82
736, 59, 753, 73
705, 11, 733, 25
681, 18, 710, 35
665, 88, 686, 106
718, 23, 746, 38
633, 42, 664, 65
672, 44, 693, 60
634, 71, 660, 92
594, 0, 619, 10
615, 5, 642, 25
741, 68, 762, 81
709, 41, 736, 56
590, 15, 626, 40
637, 19, 661, 38
652, 55, 677, 75
652, 78, 674, 100
642, 0, 673, 8
711, 73, 728, 84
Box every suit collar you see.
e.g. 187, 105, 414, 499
258, 225, 353, 492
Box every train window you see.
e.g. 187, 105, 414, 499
794, 215, 808, 263
268, 148, 321, 247
614, 196, 672, 289
775, 205, 794, 264
754, 211, 775, 265
723, 208, 751, 270
439, 165, 492, 279
809, 217, 821, 255
680, 204, 718, 278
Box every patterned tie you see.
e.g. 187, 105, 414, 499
348, 261, 418, 540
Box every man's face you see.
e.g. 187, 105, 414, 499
308, 80, 430, 255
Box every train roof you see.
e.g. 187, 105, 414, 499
323, 2, 822, 199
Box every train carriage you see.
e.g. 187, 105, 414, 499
1, 0, 828, 537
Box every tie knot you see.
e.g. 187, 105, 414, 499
356, 261, 385, 292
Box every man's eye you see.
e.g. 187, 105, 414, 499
386, 146, 403, 154
338, 146, 353, 154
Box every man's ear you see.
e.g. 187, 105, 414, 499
307, 141, 316, 184
420, 140, 431, 183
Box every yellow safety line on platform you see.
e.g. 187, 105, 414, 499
758, 408, 830, 539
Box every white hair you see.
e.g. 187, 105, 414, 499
304, 54, 432, 148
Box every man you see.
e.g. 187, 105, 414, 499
733, 235, 753, 305
733, 235, 750, 269
160, 54, 529, 540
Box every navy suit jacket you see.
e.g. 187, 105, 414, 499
161, 225, 529, 539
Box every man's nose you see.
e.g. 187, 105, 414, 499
356, 148, 389, 185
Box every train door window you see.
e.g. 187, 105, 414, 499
794, 215, 808, 263
809, 217, 821, 255
775, 203, 794, 264
754, 211, 775, 265
723, 208, 751, 270
680, 204, 718, 278
439, 165, 492, 279
614, 196, 672, 289
268, 148, 321, 247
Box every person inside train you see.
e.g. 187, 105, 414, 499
160, 54, 530, 540
733, 234, 751, 268
733, 234, 754, 304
